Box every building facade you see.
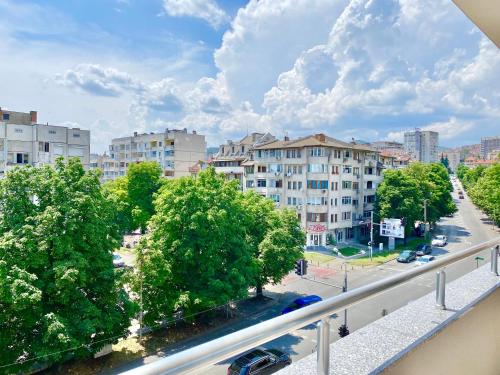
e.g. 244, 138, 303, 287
211, 132, 275, 188
404, 129, 439, 163
0, 108, 90, 177
105, 129, 206, 180
243, 134, 383, 247
480, 136, 500, 159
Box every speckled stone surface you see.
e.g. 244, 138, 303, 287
275, 264, 499, 375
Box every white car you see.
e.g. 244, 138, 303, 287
431, 235, 447, 247
416, 255, 435, 265
113, 253, 125, 268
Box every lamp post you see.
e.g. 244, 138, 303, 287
423, 199, 428, 240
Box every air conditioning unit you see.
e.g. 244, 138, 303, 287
275, 171, 281, 176
286, 172, 292, 177
276, 155, 281, 160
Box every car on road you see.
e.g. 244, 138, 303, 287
416, 255, 435, 265
397, 250, 417, 263
281, 295, 322, 314
415, 244, 432, 256
113, 253, 125, 268
431, 235, 448, 247
228, 348, 291, 375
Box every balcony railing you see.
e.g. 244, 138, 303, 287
121, 238, 499, 375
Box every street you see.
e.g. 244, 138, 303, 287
110, 178, 499, 375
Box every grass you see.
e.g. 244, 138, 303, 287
304, 251, 336, 264
348, 237, 429, 266
337, 246, 361, 257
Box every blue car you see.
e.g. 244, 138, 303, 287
281, 295, 322, 314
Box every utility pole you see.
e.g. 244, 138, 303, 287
423, 199, 428, 240
370, 210, 374, 261
343, 263, 348, 328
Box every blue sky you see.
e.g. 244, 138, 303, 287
0, 0, 499, 152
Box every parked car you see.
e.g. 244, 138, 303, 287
397, 250, 417, 263
416, 255, 435, 265
459, 194, 464, 199
415, 244, 432, 256
228, 348, 291, 375
281, 295, 322, 314
431, 235, 447, 247
113, 253, 125, 268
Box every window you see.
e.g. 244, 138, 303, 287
309, 147, 323, 157
39, 142, 50, 152
269, 194, 280, 203
330, 181, 338, 191
353, 182, 359, 190
364, 195, 375, 203
257, 165, 267, 173
286, 149, 301, 158
269, 179, 282, 188
49, 130, 57, 134
268, 164, 283, 173
257, 150, 262, 158
333, 149, 341, 158
342, 196, 352, 205
307, 197, 327, 205
298, 181, 303, 190
306, 212, 327, 222
344, 150, 351, 158
257, 179, 266, 187
159, 141, 162, 147
343, 165, 352, 173
331, 165, 339, 174
73, 133, 81, 138
287, 181, 292, 189
342, 181, 352, 189
353, 167, 360, 175
307, 180, 328, 189
367, 181, 374, 189
365, 167, 374, 175
330, 214, 338, 223
308, 164, 327, 173
364, 210, 372, 218
16, 153, 29, 164
342, 212, 351, 220
353, 199, 358, 206
15, 128, 23, 133
3, 113, 9, 120
354, 152, 360, 160
164, 150, 174, 156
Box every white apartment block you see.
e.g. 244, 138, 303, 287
243, 134, 383, 247
404, 129, 438, 163
480, 136, 500, 159
105, 129, 206, 181
211, 132, 275, 188
0, 108, 90, 177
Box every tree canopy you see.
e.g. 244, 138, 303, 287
0, 159, 135, 373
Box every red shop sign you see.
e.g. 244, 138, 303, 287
308, 224, 326, 233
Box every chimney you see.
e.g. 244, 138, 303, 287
30, 111, 37, 124
314, 133, 326, 142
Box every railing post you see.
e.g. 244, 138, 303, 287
317, 317, 330, 375
435, 268, 446, 309
491, 245, 499, 276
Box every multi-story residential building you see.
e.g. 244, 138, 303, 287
211, 132, 275, 187
105, 128, 206, 180
370, 140, 404, 152
442, 151, 461, 172
243, 133, 383, 246
480, 136, 500, 159
89, 153, 117, 181
404, 129, 439, 163
0, 108, 90, 176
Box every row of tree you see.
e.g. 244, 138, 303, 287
375, 162, 456, 236
0, 160, 305, 373
457, 163, 500, 225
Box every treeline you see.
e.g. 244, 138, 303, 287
0, 160, 304, 373
375, 162, 456, 236
457, 163, 500, 226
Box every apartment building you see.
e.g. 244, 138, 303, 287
243, 133, 383, 246
370, 140, 404, 151
404, 129, 439, 163
0, 108, 90, 176
480, 136, 500, 159
211, 132, 275, 188
105, 128, 206, 180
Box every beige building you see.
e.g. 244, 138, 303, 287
0, 108, 90, 177
105, 129, 206, 180
404, 129, 439, 163
211, 132, 275, 188
243, 133, 383, 246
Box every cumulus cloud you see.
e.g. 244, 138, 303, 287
54, 64, 145, 97
162, 0, 229, 29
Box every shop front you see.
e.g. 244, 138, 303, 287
306, 223, 327, 247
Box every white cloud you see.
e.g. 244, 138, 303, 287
386, 117, 474, 142
162, 0, 229, 29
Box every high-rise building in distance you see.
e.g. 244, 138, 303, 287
404, 129, 438, 163
480, 136, 500, 159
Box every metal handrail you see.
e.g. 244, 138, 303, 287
121, 238, 500, 375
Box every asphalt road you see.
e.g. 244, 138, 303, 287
113, 178, 499, 375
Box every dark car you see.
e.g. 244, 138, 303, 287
397, 250, 417, 263
228, 348, 291, 375
415, 244, 432, 256
281, 295, 322, 314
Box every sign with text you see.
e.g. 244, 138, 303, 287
308, 223, 327, 233
380, 218, 405, 238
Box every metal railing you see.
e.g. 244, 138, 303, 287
121, 238, 500, 375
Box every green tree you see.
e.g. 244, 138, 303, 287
242, 192, 305, 297
127, 162, 163, 232
469, 164, 500, 225
0, 159, 135, 373
136, 167, 255, 326
375, 169, 423, 237
102, 176, 133, 234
